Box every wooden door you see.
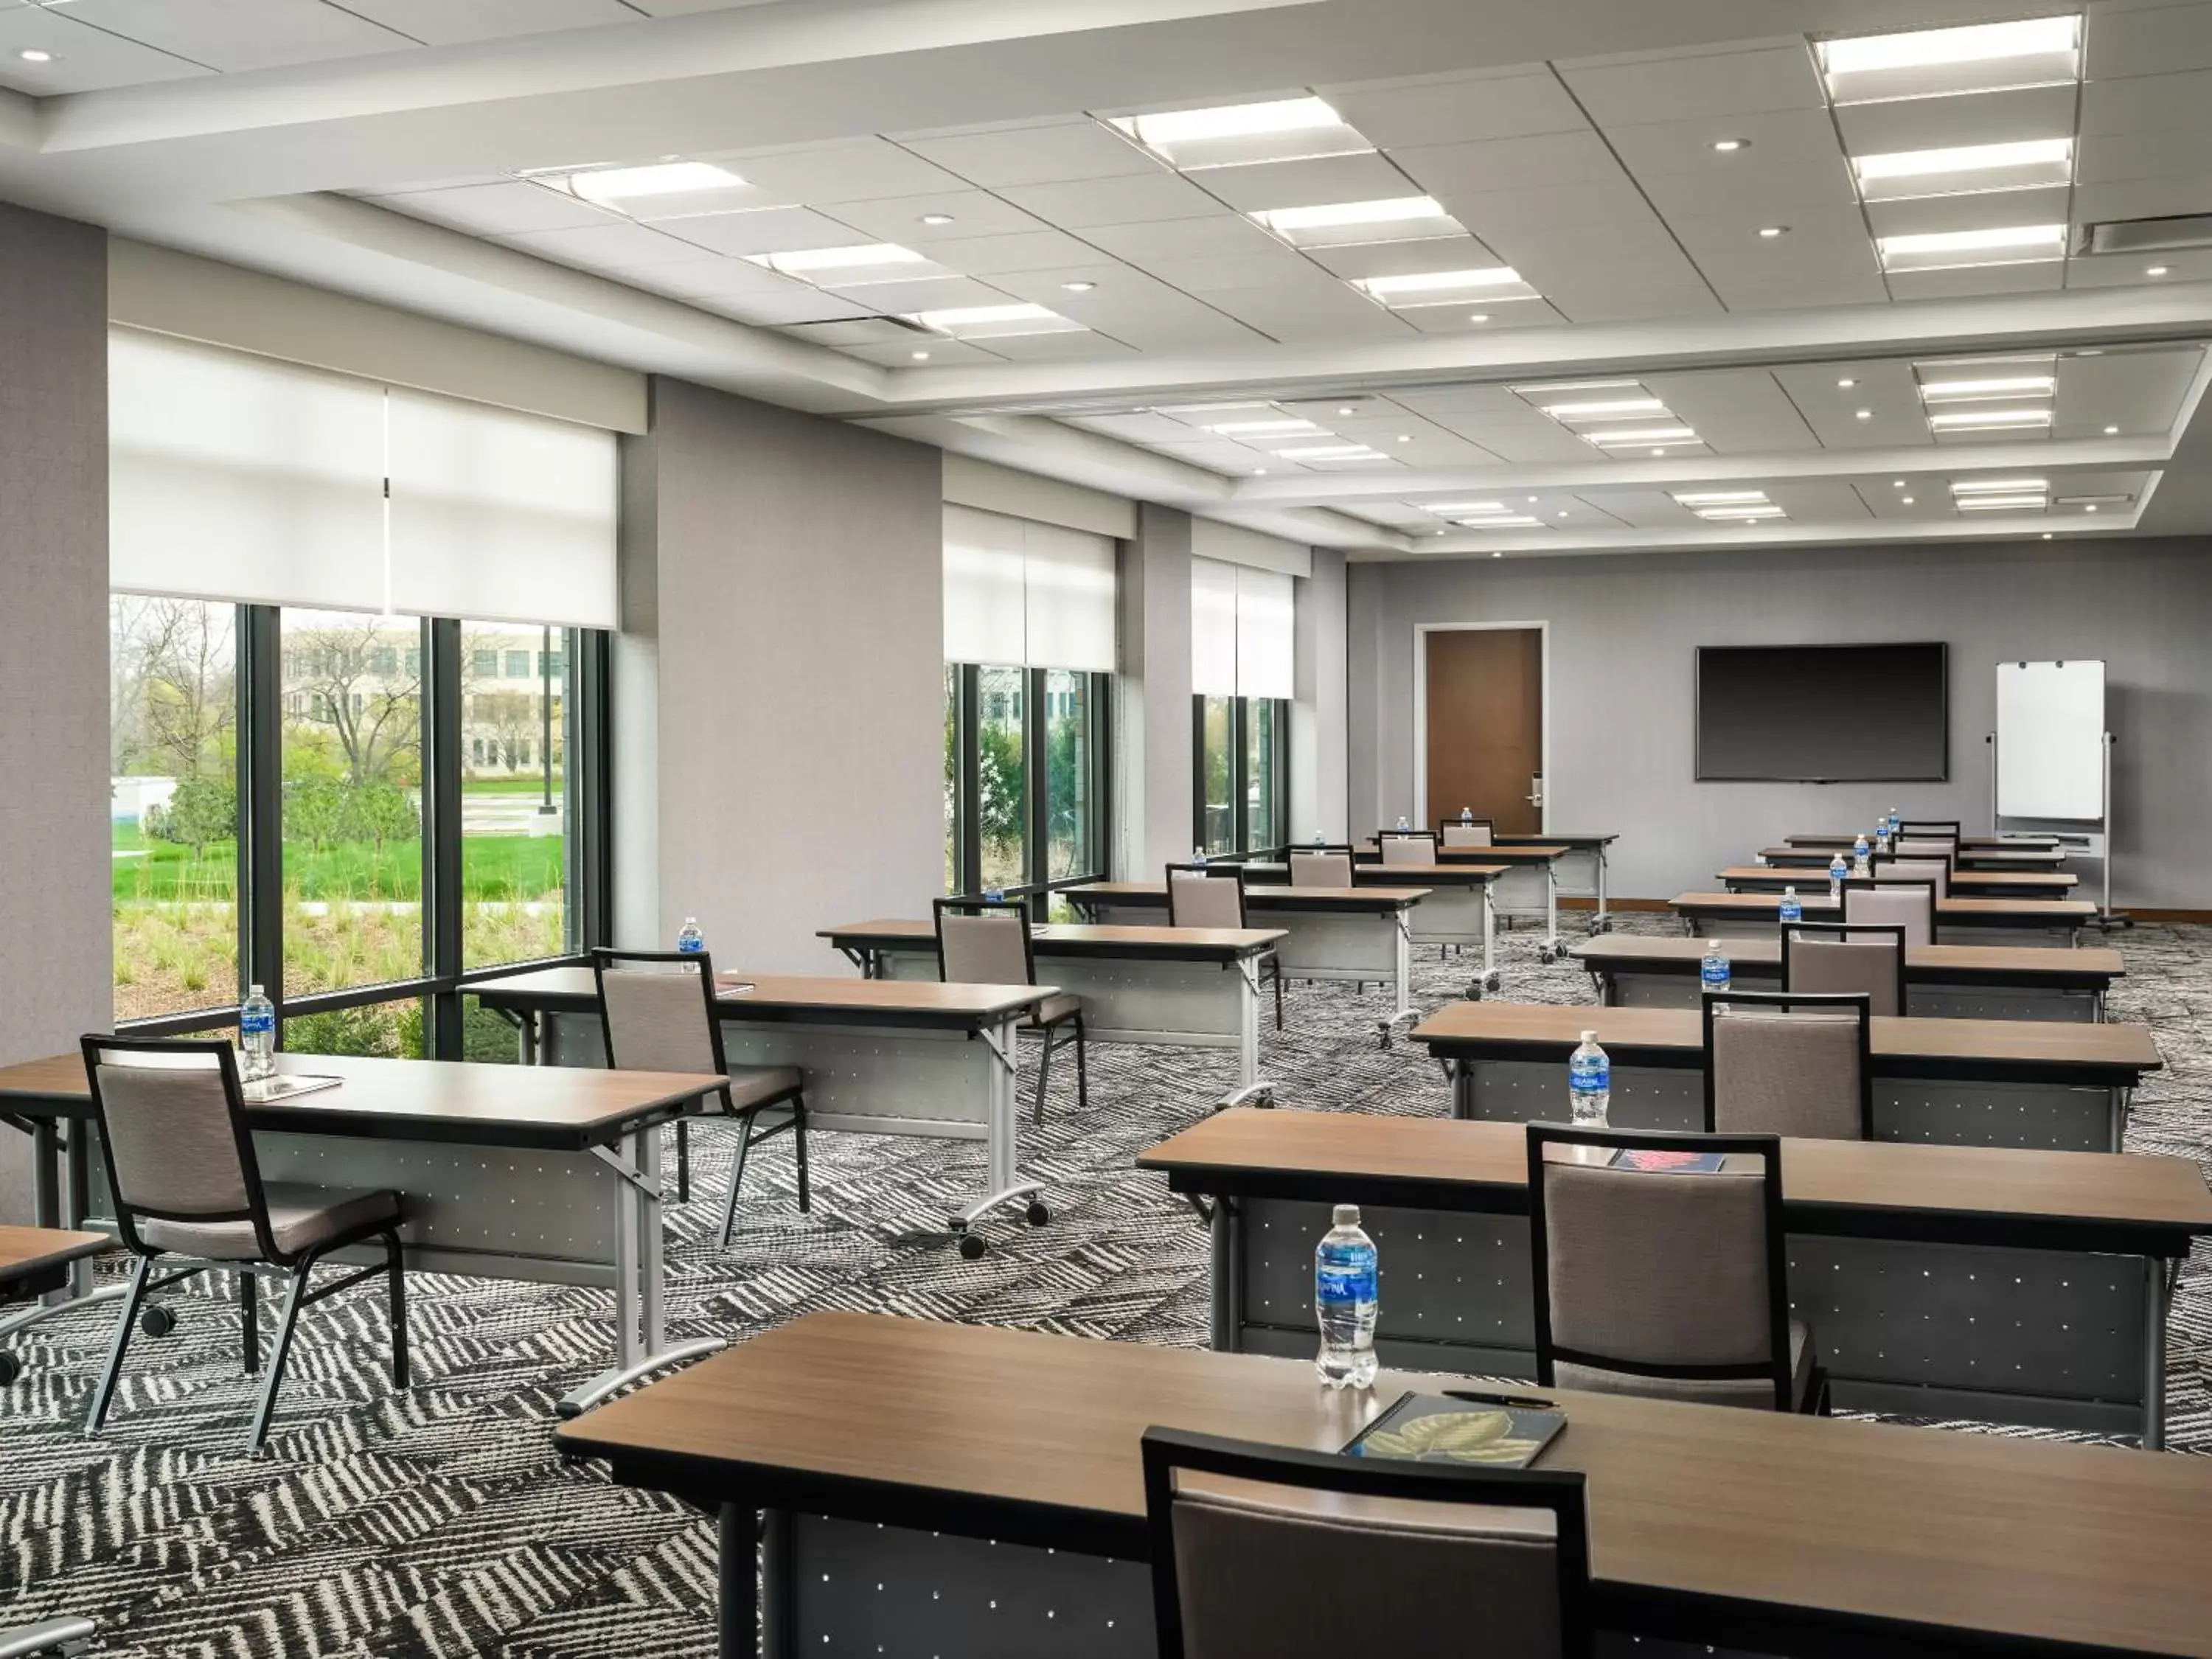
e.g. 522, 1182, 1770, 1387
1425, 627, 1543, 835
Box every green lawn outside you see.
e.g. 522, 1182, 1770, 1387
114, 822, 565, 903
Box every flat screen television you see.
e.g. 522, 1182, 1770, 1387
1696, 643, 1947, 782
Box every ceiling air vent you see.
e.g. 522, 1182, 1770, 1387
2082, 215, 2212, 255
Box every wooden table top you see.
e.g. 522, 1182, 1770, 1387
470, 966, 1057, 1029
1136, 1110, 2212, 1253
817, 919, 1287, 961
1569, 935, 2126, 985
0, 1051, 726, 1150
1358, 841, 1568, 864
1717, 866, 2079, 892
1788, 832, 2061, 849
1411, 1001, 2163, 1078
1674, 891, 2098, 921
1492, 831, 1617, 847
1063, 880, 1433, 911
557, 1310, 2212, 1658
1242, 860, 1505, 886
1759, 846, 2066, 867
0, 1225, 113, 1294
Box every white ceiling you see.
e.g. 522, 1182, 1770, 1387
5, 0, 2212, 556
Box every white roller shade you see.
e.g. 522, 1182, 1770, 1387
110, 330, 386, 609
1235, 567, 1295, 699
1023, 520, 1116, 672
944, 505, 1027, 664
944, 504, 1116, 669
386, 389, 619, 628
1190, 557, 1239, 695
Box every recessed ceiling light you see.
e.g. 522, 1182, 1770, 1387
1435, 529, 1448, 536
1113, 97, 1369, 170
1208, 418, 1318, 436
1837, 378, 1857, 388
1650, 448, 1666, 456
1877, 223, 2066, 272
1696, 504, 1787, 521
911, 351, 930, 361
1917, 369, 2058, 403
1819, 18, 2079, 85
1250, 195, 1453, 241
1851, 138, 2073, 200
2146, 265, 2170, 277
1712, 138, 1748, 153
1955, 495, 2048, 511
1453, 514, 1540, 526
2084, 502, 2100, 512
2103, 425, 2120, 435
1758, 226, 1788, 239
909, 302, 1088, 339
1587, 425, 1697, 445
17, 48, 52, 63
1276, 444, 1385, 460
1121, 97, 1343, 145
1951, 477, 2048, 494
1493, 551, 1503, 557
1674, 491, 1769, 505
749, 243, 928, 278
1902, 496, 1915, 504
1542, 397, 1669, 420
1253, 467, 1267, 476
1338, 406, 1355, 415
1927, 407, 2054, 431
919, 213, 956, 226
2042, 532, 2053, 539
1397, 434, 1412, 443
1467, 313, 1490, 323
1352, 267, 1537, 307
1893, 479, 1907, 487
1060, 280, 1096, 292
1855, 408, 1874, 420
1526, 495, 1539, 504
1555, 509, 1568, 518
563, 161, 747, 206
1430, 501, 1507, 514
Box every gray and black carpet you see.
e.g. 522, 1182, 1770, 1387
2, 916, 2206, 1657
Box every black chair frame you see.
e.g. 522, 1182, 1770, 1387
1896, 818, 1963, 842
1436, 814, 1498, 841
1139, 1425, 1595, 1659
932, 896, 1088, 1121
78, 1034, 408, 1454
1165, 863, 1284, 1030
1780, 921, 1910, 1018
1376, 827, 1441, 857
1526, 1119, 1814, 1414
1699, 987, 1875, 1140
1840, 874, 1943, 943
591, 947, 810, 1243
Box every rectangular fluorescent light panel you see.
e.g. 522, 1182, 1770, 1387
1207, 418, 1321, 435
1672, 490, 1770, 506
1352, 267, 1537, 307
1919, 375, 2056, 402
1955, 495, 2048, 510
1275, 444, 1385, 459
1453, 515, 1542, 528
1820, 17, 2080, 102
909, 302, 1085, 339
1853, 139, 2073, 201
1111, 97, 1372, 170
1251, 195, 1459, 248
1928, 408, 2054, 431
1696, 504, 1787, 520
748, 243, 931, 281
1543, 398, 1669, 420
1877, 223, 2066, 273
1951, 477, 2048, 493
1587, 426, 1697, 445
1425, 501, 1508, 513
1513, 379, 1642, 395
564, 161, 745, 204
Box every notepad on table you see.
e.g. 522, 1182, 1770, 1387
1609, 1147, 1726, 1175
1343, 1391, 1566, 1469
240, 1074, 343, 1103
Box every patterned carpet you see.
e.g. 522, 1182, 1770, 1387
2, 915, 2206, 1658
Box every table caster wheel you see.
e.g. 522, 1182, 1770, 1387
1484, 971, 1503, 992
957, 1231, 987, 1260
1026, 1200, 1051, 1227
1538, 946, 1556, 965
0, 1351, 19, 1386
1466, 981, 1483, 1001
141, 1306, 176, 1338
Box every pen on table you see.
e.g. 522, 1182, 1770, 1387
1442, 1389, 1556, 1411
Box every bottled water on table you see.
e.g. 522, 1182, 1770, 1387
1778, 885, 1804, 923
1568, 1029, 1610, 1127
1315, 1204, 1378, 1390
1828, 853, 1848, 900
1852, 833, 1871, 877
676, 917, 704, 954
982, 886, 1004, 902
1461, 806, 1475, 825
1888, 807, 1901, 838
240, 984, 276, 1082
1700, 940, 1731, 1004
1193, 845, 1208, 865
1397, 815, 1411, 832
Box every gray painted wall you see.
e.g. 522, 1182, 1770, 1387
1292, 547, 1349, 843
1349, 538, 2212, 908
0, 206, 110, 1221
1116, 503, 1194, 877
622, 378, 944, 970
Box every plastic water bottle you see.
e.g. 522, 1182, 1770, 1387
1194, 845, 1208, 865
1315, 1205, 1378, 1391
1568, 1030, 1610, 1126
1312, 830, 1325, 846
1397, 815, 1411, 832
1851, 832, 1871, 877
1889, 807, 1901, 838
1701, 939, 1731, 1013
982, 885, 1004, 902
1461, 806, 1474, 825
1778, 885, 1804, 923
1828, 853, 1848, 901
1875, 824, 1891, 854
676, 917, 704, 954
239, 984, 276, 1082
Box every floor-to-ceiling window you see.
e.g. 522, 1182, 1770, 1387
1191, 556, 1294, 856
107, 328, 615, 1060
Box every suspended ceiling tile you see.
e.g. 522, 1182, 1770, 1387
1883, 262, 2067, 302
2086, 1, 2212, 79
824, 190, 1056, 244
1081, 215, 1288, 262
1605, 105, 1848, 178
699, 289, 874, 325
895, 119, 1159, 188
2072, 175, 2212, 225
714, 139, 973, 204
336, 0, 643, 45
1123, 246, 1317, 293
1399, 299, 1568, 331
619, 255, 815, 299
60, 0, 414, 71
842, 338, 1002, 367
658, 206, 875, 257
1864, 186, 2073, 240
998, 170, 1223, 229
1194, 152, 1416, 213
2067, 248, 2212, 285
1644, 370, 1821, 451
819, 275, 1014, 312
1301, 235, 1508, 282
1557, 45, 1826, 126
1634, 159, 1857, 220
370, 180, 613, 236
2075, 128, 2212, 183
920, 229, 1118, 275
1836, 84, 2078, 153
2053, 347, 2204, 434
1321, 69, 1590, 147
0, 4, 209, 92
1391, 131, 1629, 197
495, 220, 711, 270
2077, 66, 2212, 136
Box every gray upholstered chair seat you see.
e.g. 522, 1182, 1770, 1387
141, 1183, 400, 1262
1554, 1318, 1815, 1411
715, 1064, 804, 1111
1023, 992, 1082, 1027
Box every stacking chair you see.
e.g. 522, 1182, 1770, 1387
1893, 835, 1958, 862
933, 896, 1087, 1123
1166, 863, 1284, 1029
1871, 853, 1950, 899
1377, 828, 1439, 867
1844, 876, 1937, 949
1141, 1427, 1593, 1659
593, 948, 809, 1246
1781, 922, 1907, 1018
1526, 1121, 1824, 1413
1439, 815, 1496, 849
78, 1034, 408, 1453
1286, 845, 1354, 888
1701, 988, 1874, 1140
1898, 818, 1963, 844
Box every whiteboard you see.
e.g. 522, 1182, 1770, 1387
1996, 661, 2105, 820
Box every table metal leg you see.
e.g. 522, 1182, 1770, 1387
1209, 1197, 1242, 1353
946, 1018, 1046, 1251
2142, 1256, 2168, 1450
719, 1503, 759, 1659
1594, 846, 1610, 933
1542, 868, 1560, 959
1377, 917, 1418, 1047
1217, 961, 1277, 1110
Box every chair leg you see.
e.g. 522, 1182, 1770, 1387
240, 1270, 259, 1375
1034, 1026, 1054, 1126
1272, 962, 1284, 1030
86, 1255, 153, 1436
248, 1260, 315, 1455
717, 1117, 754, 1249
1074, 1015, 1088, 1112
675, 1117, 691, 1205
385, 1231, 410, 1389
791, 1100, 811, 1215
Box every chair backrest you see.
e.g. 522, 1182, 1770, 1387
931, 897, 1036, 987
1526, 1121, 1792, 1412
80, 1034, 274, 1259
1897, 818, 1961, 841
1843, 880, 1935, 948
1892, 836, 1956, 861
1378, 830, 1436, 868
1166, 863, 1248, 929
593, 947, 728, 1078
1701, 988, 1874, 1140
1439, 818, 1496, 848
1287, 848, 1354, 888
1871, 854, 1949, 899
1141, 1427, 1591, 1659
1780, 922, 1907, 1019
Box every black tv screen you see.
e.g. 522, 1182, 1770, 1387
1696, 643, 1947, 782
